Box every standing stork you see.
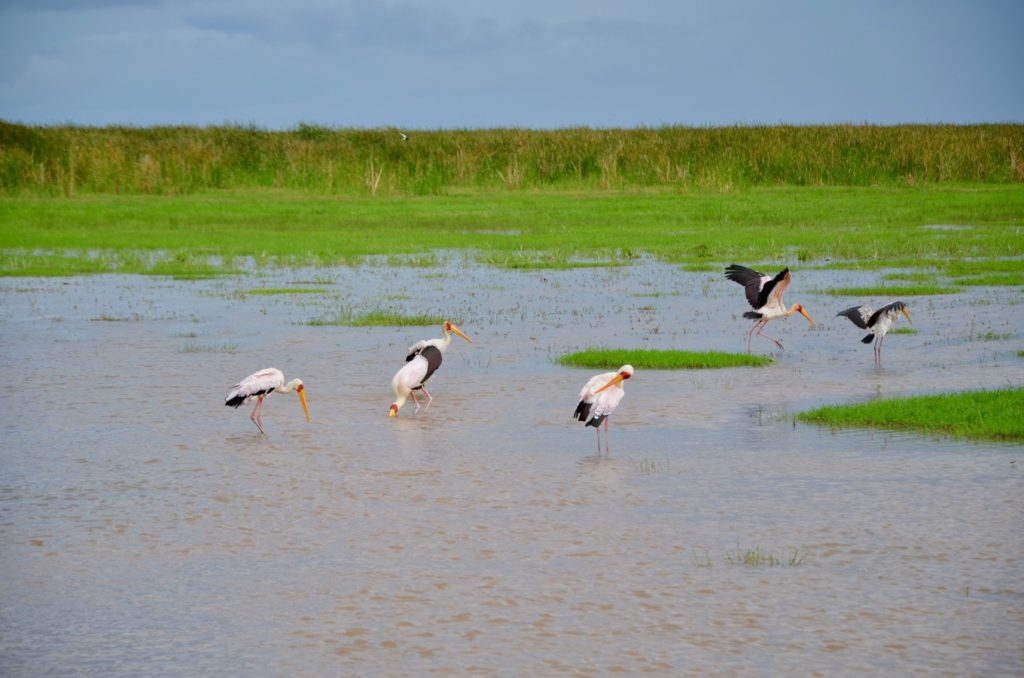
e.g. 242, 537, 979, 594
389, 321, 472, 416
725, 264, 815, 352
224, 368, 310, 434
836, 301, 912, 364
573, 365, 634, 453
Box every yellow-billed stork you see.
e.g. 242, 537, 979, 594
725, 264, 815, 352
836, 301, 911, 364
389, 321, 472, 416
573, 364, 634, 453
225, 367, 310, 434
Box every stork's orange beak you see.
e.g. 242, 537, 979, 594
594, 373, 626, 394
901, 306, 912, 324
799, 307, 815, 326
450, 324, 472, 343
297, 386, 311, 422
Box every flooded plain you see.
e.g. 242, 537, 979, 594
1, 259, 1022, 675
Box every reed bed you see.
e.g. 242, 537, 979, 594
3, 121, 1022, 196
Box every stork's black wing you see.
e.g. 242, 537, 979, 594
867, 301, 907, 328
836, 305, 871, 329
725, 264, 788, 309
411, 345, 444, 389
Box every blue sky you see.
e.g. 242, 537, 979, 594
1, 0, 1021, 129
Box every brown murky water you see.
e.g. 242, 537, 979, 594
2, 260, 1022, 675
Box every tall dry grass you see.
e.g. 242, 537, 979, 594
2, 121, 1022, 196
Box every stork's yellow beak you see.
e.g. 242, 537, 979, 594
594, 373, 626, 394
297, 386, 311, 422
389, 404, 398, 417
450, 324, 472, 343
799, 307, 815, 326
901, 306, 913, 324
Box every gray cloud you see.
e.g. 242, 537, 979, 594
1, 0, 1022, 128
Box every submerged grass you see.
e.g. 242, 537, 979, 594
244, 287, 328, 295
725, 546, 806, 567
558, 348, 773, 370
815, 285, 961, 296
797, 387, 1024, 442
307, 309, 447, 327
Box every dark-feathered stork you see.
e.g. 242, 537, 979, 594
573, 365, 634, 453
836, 301, 912, 364
725, 265, 815, 352
224, 368, 310, 434
389, 321, 472, 416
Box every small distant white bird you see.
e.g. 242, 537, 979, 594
836, 301, 912, 364
389, 321, 472, 416
725, 264, 815, 352
573, 364, 634, 453
399, 132, 408, 141
225, 368, 310, 434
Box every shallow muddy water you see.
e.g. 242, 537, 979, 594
1, 260, 1022, 675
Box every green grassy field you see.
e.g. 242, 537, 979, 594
2, 185, 1023, 276
797, 388, 1024, 442
558, 349, 773, 369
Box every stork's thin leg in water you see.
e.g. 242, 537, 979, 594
746, 319, 764, 353
757, 324, 784, 349
410, 390, 421, 413
604, 417, 611, 454
421, 386, 433, 412
250, 396, 266, 434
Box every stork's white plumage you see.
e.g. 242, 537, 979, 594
725, 264, 815, 352
389, 321, 472, 416
224, 367, 310, 434
573, 364, 634, 453
837, 301, 912, 364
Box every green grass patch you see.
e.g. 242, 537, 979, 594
307, 309, 447, 327
2, 185, 1023, 276
890, 327, 918, 335
797, 387, 1024, 442
558, 348, 773, 370
244, 287, 328, 295
952, 273, 1024, 286
815, 285, 960, 296
944, 260, 1024, 276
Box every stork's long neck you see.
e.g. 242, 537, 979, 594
437, 330, 452, 353
277, 378, 303, 393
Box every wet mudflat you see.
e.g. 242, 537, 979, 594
1, 260, 1022, 675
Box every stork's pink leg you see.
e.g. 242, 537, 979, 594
604, 417, 611, 454
746, 320, 761, 353
421, 386, 433, 411
757, 322, 784, 349
410, 390, 421, 413
251, 396, 266, 434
